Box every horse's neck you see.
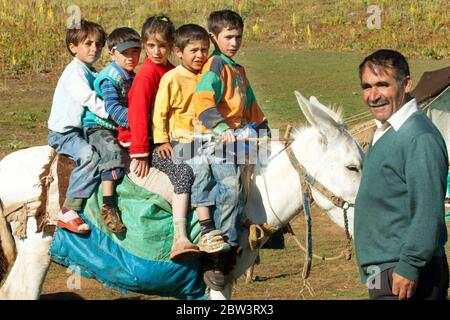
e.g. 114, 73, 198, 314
246, 129, 318, 228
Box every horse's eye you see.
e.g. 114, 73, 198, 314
346, 165, 359, 173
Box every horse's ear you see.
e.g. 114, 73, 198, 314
309, 96, 342, 124
295, 91, 340, 134
294, 91, 318, 127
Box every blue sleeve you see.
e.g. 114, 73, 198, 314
100, 79, 129, 128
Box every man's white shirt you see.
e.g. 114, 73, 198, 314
372, 98, 419, 146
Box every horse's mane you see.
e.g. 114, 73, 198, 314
326, 104, 345, 126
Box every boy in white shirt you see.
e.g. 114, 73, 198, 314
47, 19, 109, 234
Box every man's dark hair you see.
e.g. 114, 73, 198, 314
207, 10, 244, 36
65, 19, 107, 56
107, 27, 140, 52
141, 15, 175, 46
359, 49, 410, 86
175, 24, 209, 52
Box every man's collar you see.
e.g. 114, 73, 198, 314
212, 49, 237, 66
374, 98, 418, 131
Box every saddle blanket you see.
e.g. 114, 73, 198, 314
50, 175, 207, 300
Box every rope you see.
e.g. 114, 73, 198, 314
301, 180, 312, 274
345, 111, 372, 124
344, 110, 371, 122
299, 278, 315, 299
261, 175, 285, 227
350, 123, 376, 136
287, 223, 352, 261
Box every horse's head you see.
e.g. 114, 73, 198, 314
292, 91, 365, 236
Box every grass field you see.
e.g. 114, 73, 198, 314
1, 0, 448, 75
1, 44, 449, 299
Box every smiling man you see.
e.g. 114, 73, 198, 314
354, 49, 449, 300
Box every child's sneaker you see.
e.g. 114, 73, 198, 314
57, 207, 90, 234
198, 229, 229, 253
101, 204, 126, 233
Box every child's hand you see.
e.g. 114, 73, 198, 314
156, 143, 173, 159
221, 129, 236, 144
131, 157, 149, 178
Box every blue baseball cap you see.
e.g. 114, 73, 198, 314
114, 41, 141, 53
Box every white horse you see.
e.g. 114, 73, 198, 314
0, 91, 364, 300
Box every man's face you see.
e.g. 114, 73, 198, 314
360, 65, 412, 122
211, 28, 242, 58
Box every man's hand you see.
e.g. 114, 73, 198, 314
392, 272, 417, 300
156, 143, 173, 159
131, 157, 149, 178
221, 129, 236, 144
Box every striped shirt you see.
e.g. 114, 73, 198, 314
98, 61, 135, 128
193, 50, 266, 134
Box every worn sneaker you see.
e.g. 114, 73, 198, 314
198, 229, 229, 253
101, 204, 126, 233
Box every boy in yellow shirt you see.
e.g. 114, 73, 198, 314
152, 24, 226, 261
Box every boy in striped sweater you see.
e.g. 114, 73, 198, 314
83, 27, 142, 233
192, 10, 270, 291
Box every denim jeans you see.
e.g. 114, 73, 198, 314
210, 160, 245, 247
84, 127, 127, 181
185, 154, 217, 208
203, 141, 245, 247
173, 141, 217, 206
48, 129, 101, 200
174, 139, 246, 247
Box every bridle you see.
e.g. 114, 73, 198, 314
284, 144, 353, 243
245, 140, 354, 297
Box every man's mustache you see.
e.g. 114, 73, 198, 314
368, 98, 389, 107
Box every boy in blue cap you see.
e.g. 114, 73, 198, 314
83, 27, 142, 233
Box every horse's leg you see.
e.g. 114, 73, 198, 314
208, 249, 260, 300
0, 217, 52, 300
245, 250, 261, 284
210, 283, 233, 300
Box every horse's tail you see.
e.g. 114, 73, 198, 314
0, 197, 16, 283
